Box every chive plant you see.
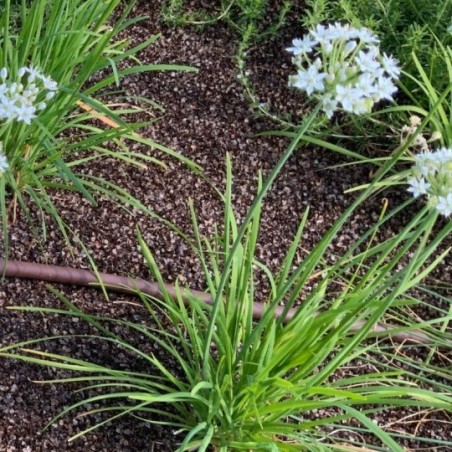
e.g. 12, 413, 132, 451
1, 146, 451, 449
0, 0, 198, 253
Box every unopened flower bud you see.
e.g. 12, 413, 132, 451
428, 131, 442, 142
410, 115, 421, 127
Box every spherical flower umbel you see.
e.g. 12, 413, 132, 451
287, 23, 399, 118
407, 147, 452, 217
0, 66, 58, 125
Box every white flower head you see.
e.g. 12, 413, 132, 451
408, 147, 452, 216
0, 66, 58, 124
288, 23, 397, 117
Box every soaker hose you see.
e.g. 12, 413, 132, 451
0, 258, 431, 344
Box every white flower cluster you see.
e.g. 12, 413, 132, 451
408, 147, 452, 217
287, 23, 400, 118
0, 142, 8, 174
0, 66, 58, 125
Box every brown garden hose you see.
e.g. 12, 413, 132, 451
0, 258, 431, 344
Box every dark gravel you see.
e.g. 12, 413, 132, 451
1, 1, 451, 450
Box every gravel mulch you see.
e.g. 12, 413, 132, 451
1, 1, 451, 450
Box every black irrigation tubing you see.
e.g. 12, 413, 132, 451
0, 258, 431, 344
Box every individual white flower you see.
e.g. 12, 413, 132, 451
311, 24, 328, 42
415, 153, 440, 176
0, 152, 8, 174
367, 45, 380, 59
356, 73, 378, 97
41, 75, 58, 91
436, 193, 452, 216
320, 94, 338, 118
9, 82, 19, 95
311, 24, 335, 53
381, 53, 400, 79
15, 104, 36, 124
332, 22, 355, 41
335, 84, 356, 112
46, 90, 56, 100
286, 36, 317, 55
374, 76, 397, 101
0, 68, 7, 80
0, 98, 18, 120
36, 101, 47, 110
22, 66, 40, 83
434, 147, 452, 163
355, 50, 381, 73
320, 40, 334, 54
355, 28, 380, 45
407, 177, 431, 198
291, 65, 326, 95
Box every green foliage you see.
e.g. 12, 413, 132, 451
0, 0, 199, 254
302, 0, 452, 110
162, 0, 292, 42
399, 46, 452, 147
1, 125, 451, 450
